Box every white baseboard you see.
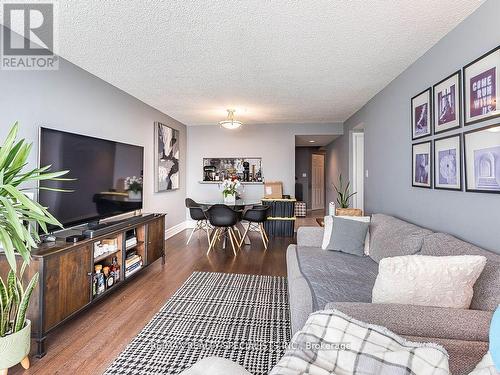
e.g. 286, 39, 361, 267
165, 221, 189, 239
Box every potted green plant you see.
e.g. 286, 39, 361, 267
0, 123, 69, 374
332, 174, 362, 216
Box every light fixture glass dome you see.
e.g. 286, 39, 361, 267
219, 109, 243, 129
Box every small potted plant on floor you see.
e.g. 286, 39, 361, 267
221, 177, 241, 204
125, 176, 143, 200
333, 174, 362, 216
0, 123, 69, 374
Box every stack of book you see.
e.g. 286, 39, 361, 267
125, 253, 143, 277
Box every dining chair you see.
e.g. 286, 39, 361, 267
185, 198, 211, 245
204, 204, 241, 256
239, 205, 270, 250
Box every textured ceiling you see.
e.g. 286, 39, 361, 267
54, 1, 483, 126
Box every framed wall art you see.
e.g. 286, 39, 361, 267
434, 134, 462, 191
411, 88, 432, 140
412, 141, 432, 188
463, 45, 500, 126
433, 71, 461, 134
154, 122, 180, 192
464, 124, 500, 194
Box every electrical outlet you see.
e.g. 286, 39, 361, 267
365, 170, 369, 178
302, 173, 307, 178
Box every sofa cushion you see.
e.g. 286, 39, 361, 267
372, 255, 487, 309
326, 302, 492, 342
369, 214, 433, 263
420, 233, 500, 311
296, 226, 324, 248
323, 216, 369, 256
295, 245, 378, 310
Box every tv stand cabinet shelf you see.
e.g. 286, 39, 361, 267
0, 213, 165, 358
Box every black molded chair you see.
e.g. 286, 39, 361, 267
239, 205, 270, 249
185, 198, 211, 245
204, 204, 241, 256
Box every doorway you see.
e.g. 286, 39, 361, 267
311, 153, 325, 210
351, 132, 364, 211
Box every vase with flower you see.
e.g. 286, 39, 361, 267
221, 177, 241, 204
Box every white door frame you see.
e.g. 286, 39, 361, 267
311, 153, 325, 210
351, 132, 364, 211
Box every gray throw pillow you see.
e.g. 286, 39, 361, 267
325, 216, 369, 256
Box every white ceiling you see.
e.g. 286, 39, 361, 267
54, 1, 483, 126
295, 135, 339, 147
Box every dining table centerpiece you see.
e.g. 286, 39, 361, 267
221, 177, 241, 204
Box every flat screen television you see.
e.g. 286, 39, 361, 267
39, 128, 144, 232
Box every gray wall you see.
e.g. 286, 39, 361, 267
328, 0, 500, 253
186, 123, 342, 203
0, 28, 187, 230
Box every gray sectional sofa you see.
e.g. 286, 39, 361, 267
287, 213, 500, 375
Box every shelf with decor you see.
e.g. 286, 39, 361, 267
0, 214, 167, 358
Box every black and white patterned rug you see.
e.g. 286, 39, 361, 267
104, 272, 291, 375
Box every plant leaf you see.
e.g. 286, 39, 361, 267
14, 272, 38, 332
0, 122, 19, 169
0, 227, 17, 272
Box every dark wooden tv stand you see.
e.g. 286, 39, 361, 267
0, 214, 166, 358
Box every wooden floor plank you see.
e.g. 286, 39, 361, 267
10, 230, 293, 375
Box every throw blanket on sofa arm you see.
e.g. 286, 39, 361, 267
270, 309, 450, 375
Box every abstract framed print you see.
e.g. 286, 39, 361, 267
464, 124, 500, 194
434, 134, 462, 191
464, 45, 500, 126
412, 141, 432, 189
411, 88, 432, 140
433, 71, 461, 134
154, 122, 180, 192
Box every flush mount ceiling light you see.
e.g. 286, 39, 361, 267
219, 109, 243, 130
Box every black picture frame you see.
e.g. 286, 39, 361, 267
463, 45, 500, 126
412, 140, 433, 189
433, 70, 462, 135
464, 123, 500, 194
411, 88, 433, 140
434, 134, 462, 191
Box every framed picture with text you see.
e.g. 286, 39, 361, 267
412, 141, 432, 189
464, 124, 500, 194
464, 45, 500, 126
411, 88, 432, 140
433, 71, 461, 134
434, 134, 462, 191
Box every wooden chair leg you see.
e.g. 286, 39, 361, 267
238, 223, 250, 248
205, 222, 211, 247
20, 356, 30, 369
261, 223, 269, 243
228, 228, 238, 256
186, 225, 197, 245
207, 228, 220, 255
259, 224, 268, 250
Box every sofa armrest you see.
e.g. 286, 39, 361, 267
297, 227, 324, 247
325, 302, 492, 342
179, 357, 252, 375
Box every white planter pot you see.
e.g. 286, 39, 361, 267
128, 191, 142, 200
0, 320, 31, 371
223, 193, 236, 204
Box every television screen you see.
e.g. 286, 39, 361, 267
39, 128, 144, 231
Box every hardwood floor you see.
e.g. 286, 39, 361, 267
11, 230, 293, 375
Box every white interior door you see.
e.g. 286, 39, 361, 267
311, 154, 325, 210
352, 132, 364, 211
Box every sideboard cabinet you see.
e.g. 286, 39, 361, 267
0, 214, 165, 357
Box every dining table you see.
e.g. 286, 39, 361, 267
196, 198, 262, 248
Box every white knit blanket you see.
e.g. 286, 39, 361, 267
270, 309, 450, 375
